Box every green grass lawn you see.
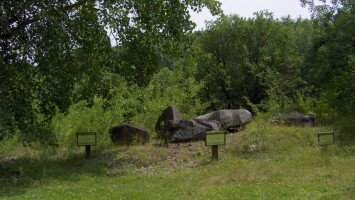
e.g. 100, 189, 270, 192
1, 123, 354, 199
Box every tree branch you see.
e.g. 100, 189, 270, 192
0, 0, 90, 40
1, 2, 29, 31
60, 0, 90, 12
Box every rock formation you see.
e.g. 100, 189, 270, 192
110, 123, 149, 145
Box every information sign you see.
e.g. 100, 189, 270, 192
318, 131, 334, 146
205, 131, 226, 146
77, 132, 97, 146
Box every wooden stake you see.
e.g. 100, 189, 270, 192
321, 145, 328, 154
212, 145, 218, 160
85, 145, 91, 158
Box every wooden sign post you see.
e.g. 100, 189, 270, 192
205, 131, 226, 160
77, 132, 97, 158
317, 131, 335, 152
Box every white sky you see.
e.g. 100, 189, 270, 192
190, 0, 312, 30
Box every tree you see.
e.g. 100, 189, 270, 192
195, 12, 302, 112
300, 0, 355, 141
0, 0, 222, 144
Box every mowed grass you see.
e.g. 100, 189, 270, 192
1, 122, 354, 199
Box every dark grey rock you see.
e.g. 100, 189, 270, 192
155, 105, 182, 134
164, 120, 221, 142
275, 114, 316, 126
196, 109, 252, 130
110, 123, 149, 145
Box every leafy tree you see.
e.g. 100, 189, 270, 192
300, 0, 355, 141
0, 0, 221, 144
195, 12, 302, 112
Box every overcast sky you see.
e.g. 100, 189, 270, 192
190, 0, 312, 30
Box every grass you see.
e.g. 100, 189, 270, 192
1, 122, 354, 199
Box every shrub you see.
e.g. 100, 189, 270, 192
232, 114, 318, 155
51, 64, 206, 147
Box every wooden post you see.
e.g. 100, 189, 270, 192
317, 131, 335, 154
212, 145, 218, 160
85, 145, 91, 158
321, 145, 328, 154
205, 131, 226, 161
77, 132, 96, 159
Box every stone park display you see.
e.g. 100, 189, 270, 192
274, 114, 316, 126
156, 106, 252, 143
164, 119, 221, 142
196, 109, 252, 130
110, 123, 149, 145
155, 105, 182, 134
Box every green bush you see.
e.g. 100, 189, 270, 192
52, 98, 124, 148
132, 66, 205, 140
51, 64, 206, 147
51, 77, 131, 148
232, 115, 318, 155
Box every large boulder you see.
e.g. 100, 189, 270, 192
275, 114, 316, 126
164, 120, 221, 142
110, 123, 149, 145
196, 109, 252, 130
155, 105, 182, 133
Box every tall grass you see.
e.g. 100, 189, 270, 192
1, 119, 354, 199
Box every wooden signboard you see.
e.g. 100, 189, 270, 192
77, 132, 97, 158
205, 131, 226, 146
205, 131, 226, 160
77, 132, 97, 146
318, 131, 334, 146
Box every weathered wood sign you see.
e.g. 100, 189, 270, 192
77, 132, 97, 158
318, 131, 334, 146
77, 132, 97, 146
205, 131, 226, 146
205, 131, 226, 160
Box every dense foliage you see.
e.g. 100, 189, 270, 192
0, 0, 353, 145
53, 63, 205, 147
301, 0, 355, 141
196, 12, 303, 111
0, 0, 221, 144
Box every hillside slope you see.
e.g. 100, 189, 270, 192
1, 121, 354, 199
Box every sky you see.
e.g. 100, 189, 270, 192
190, 0, 312, 30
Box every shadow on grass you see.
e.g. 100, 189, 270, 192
0, 141, 222, 198
0, 148, 130, 198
